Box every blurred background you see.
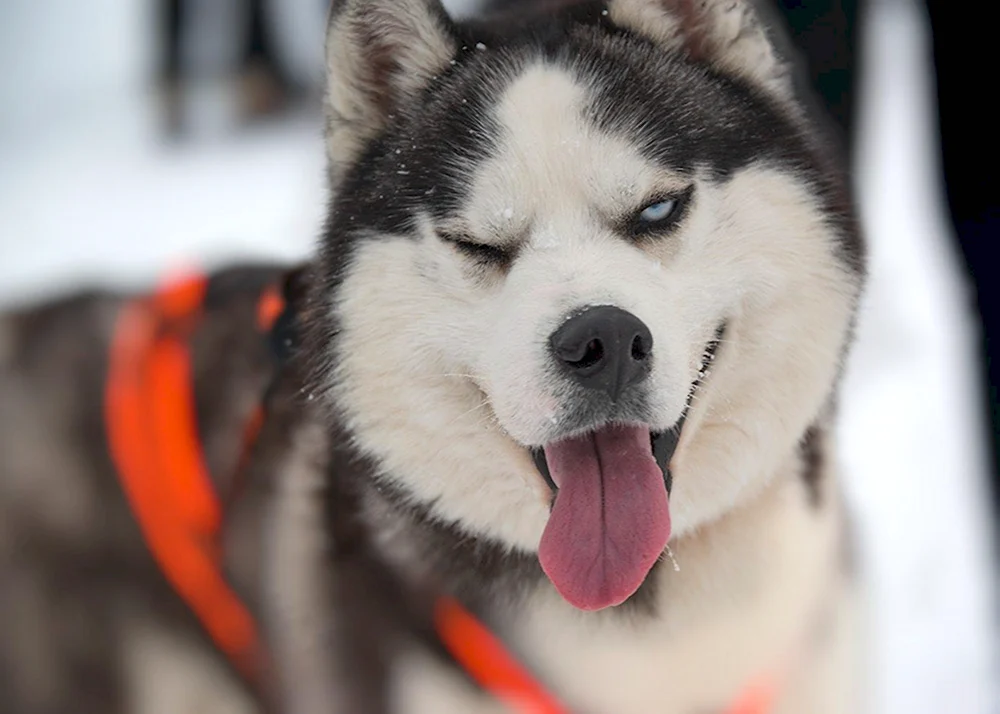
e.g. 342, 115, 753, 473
0, 0, 996, 711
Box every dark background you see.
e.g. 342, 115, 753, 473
772, 0, 999, 525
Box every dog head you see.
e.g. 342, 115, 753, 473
314, 0, 865, 610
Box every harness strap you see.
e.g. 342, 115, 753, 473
105, 272, 271, 681
435, 595, 779, 714
104, 270, 778, 713
728, 677, 779, 714
256, 283, 285, 333
435, 596, 570, 714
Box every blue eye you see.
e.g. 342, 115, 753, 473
639, 199, 677, 223
627, 188, 693, 238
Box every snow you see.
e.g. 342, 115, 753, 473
0, 0, 995, 712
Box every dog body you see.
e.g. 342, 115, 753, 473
0, 265, 295, 714
250, 0, 868, 712
0, 1, 868, 712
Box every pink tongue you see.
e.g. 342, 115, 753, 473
538, 424, 670, 611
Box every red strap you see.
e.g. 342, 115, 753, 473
434, 596, 570, 714
105, 273, 261, 681
256, 284, 285, 332
435, 594, 779, 714
233, 283, 284, 498
727, 676, 779, 714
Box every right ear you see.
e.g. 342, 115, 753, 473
325, 0, 458, 187
607, 0, 794, 104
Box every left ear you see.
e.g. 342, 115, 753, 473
324, 0, 459, 188
607, 0, 793, 102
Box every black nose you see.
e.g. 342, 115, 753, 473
549, 305, 653, 402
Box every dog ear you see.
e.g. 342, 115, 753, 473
607, 0, 793, 102
325, 0, 458, 187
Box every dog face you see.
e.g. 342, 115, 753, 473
316, 0, 864, 610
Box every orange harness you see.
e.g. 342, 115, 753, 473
434, 595, 779, 714
105, 272, 282, 681
105, 272, 777, 713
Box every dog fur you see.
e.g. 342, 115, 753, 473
242, 0, 869, 712
0, 1, 868, 712
0, 264, 297, 714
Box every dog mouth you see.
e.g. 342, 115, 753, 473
529, 325, 724, 611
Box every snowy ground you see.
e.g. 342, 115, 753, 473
0, 1, 996, 712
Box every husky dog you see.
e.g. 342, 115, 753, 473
0, 263, 300, 714
246, 0, 868, 712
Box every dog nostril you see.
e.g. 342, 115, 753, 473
568, 339, 604, 369
549, 305, 653, 400
631, 334, 651, 362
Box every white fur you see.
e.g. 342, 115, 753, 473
331, 63, 860, 548
391, 647, 510, 714
122, 616, 257, 714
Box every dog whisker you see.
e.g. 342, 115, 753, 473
437, 373, 485, 381
444, 399, 492, 429
664, 545, 681, 572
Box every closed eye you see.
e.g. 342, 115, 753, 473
439, 232, 514, 269
626, 186, 694, 239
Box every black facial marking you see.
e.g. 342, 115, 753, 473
329, 55, 514, 239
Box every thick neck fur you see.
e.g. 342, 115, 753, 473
312, 403, 848, 712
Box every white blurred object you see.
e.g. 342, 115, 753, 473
0, 0, 152, 139
184, 0, 246, 77
263, 0, 327, 90
264, 0, 492, 89
190, 0, 480, 93
187, 0, 328, 91
840, 0, 998, 712
0, 113, 325, 305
